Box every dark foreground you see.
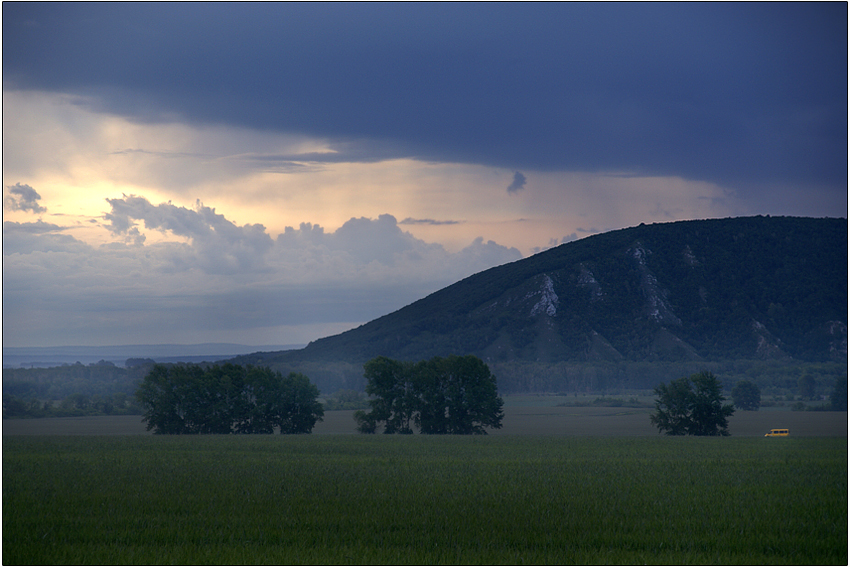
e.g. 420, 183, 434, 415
3, 435, 846, 565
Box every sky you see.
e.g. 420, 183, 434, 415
3, 3, 847, 349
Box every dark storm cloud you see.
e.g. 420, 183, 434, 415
3, 3, 847, 194
4, 183, 47, 213
507, 172, 527, 194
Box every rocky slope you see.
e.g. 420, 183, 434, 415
236, 217, 847, 378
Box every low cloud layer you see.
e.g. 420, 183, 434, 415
399, 218, 462, 226
3, 195, 521, 346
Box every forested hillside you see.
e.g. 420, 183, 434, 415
233, 217, 846, 393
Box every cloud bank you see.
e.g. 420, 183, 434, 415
3, 194, 521, 346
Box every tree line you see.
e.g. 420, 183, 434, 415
2, 391, 142, 419
354, 355, 504, 434
136, 363, 324, 434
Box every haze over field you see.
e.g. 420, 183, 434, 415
3, 3, 846, 348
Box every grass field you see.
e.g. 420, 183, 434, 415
3, 434, 847, 565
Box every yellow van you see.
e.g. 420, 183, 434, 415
765, 428, 789, 437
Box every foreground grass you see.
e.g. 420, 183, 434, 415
4, 436, 846, 565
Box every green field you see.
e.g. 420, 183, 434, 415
3, 435, 847, 565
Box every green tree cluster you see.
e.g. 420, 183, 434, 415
136, 363, 323, 434
650, 371, 735, 436
354, 355, 504, 434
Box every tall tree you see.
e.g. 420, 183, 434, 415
416, 356, 504, 434
356, 357, 417, 434
648, 376, 694, 436
136, 364, 189, 434
234, 365, 278, 434
275, 372, 325, 434
650, 371, 735, 436
413, 358, 450, 434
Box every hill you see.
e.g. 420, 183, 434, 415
232, 216, 847, 393
3, 343, 305, 369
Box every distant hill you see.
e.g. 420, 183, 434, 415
233, 217, 847, 392
3, 343, 305, 368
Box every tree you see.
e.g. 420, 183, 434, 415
274, 372, 325, 434
136, 364, 191, 434
648, 375, 694, 435
233, 365, 276, 434
413, 357, 451, 435
731, 380, 761, 410
355, 357, 417, 434
415, 356, 504, 434
650, 371, 735, 436
355, 355, 504, 434
2, 393, 28, 418
136, 363, 323, 434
